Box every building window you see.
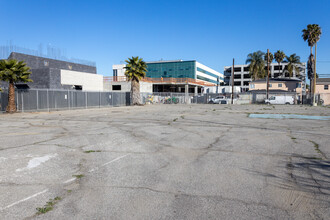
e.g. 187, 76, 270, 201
278, 83, 282, 87
234, 74, 241, 79
113, 69, 118, 77
243, 67, 249, 72
234, 67, 241, 72
325, 85, 329, 90
297, 83, 301, 88
243, 74, 250, 79
44, 61, 49, 66
274, 66, 282, 70
269, 84, 272, 87
74, 85, 82, 90
112, 85, 121, 90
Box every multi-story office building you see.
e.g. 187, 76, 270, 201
110, 60, 223, 93
223, 63, 306, 92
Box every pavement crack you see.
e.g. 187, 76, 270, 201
91, 185, 289, 212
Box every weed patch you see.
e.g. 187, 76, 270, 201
84, 150, 101, 153
73, 174, 84, 179
36, 197, 61, 215
309, 140, 326, 159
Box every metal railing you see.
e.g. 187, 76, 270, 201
104, 76, 216, 86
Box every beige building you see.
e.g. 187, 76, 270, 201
315, 78, 330, 105
249, 78, 303, 94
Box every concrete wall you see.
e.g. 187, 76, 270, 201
104, 81, 152, 93
9, 52, 96, 74
61, 70, 103, 91
203, 86, 240, 93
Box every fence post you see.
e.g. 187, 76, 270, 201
15, 91, 19, 111
36, 90, 39, 111
85, 92, 87, 109
21, 92, 24, 112
47, 89, 49, 112
68, 90, 70, 110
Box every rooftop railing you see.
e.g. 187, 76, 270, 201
104, 76, 216, 86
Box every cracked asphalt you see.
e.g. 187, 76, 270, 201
0, 104, 330, 219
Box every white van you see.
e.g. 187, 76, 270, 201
265, 96, 294, 105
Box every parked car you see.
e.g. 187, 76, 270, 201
208, 96, 228, 104
265, 96, 294, 105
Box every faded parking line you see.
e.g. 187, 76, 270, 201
1, 154, 130, 212
0, 189, 48, 212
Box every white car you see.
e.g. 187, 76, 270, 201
265, 96, 294, 105
208, 96, 228, 104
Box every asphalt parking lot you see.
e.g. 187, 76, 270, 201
0, 104, 329, 219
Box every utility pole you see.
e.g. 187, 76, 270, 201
266, 49, 270, 100
312, 43, 317, 106
231, 58, 234, 104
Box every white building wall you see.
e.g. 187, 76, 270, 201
204, 86, 240, 93
112, 64, 126, 77
104, 81, 152, 93
196, 62, 224, 84
61, 69, 103, 91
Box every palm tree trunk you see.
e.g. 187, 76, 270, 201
6, 82, 17, 113
131, 80, 141, 105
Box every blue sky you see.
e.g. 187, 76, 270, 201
1, 0, 330, 77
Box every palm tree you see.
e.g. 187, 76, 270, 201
264, 52, 274, 64
302, 24, 321, 57
284, 54, 301, 78
302, 24, 321, 106
246, 51, 266, 80
0, 59, 32, 113
124, 56, 147, 105
274, 50, 285, 77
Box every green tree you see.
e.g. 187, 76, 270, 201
302, 24, 321, 57
274, 50, 286, 76
264, 52, 274, 64
284, 54, 301, 78
0, 59, 32, 113
124, 56, 147, 105
302, 24, 321, 105
246, 51, 266, 80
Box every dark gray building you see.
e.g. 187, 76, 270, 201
1, 52, 102, 91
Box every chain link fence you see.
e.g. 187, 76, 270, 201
140, 92, 330, 106
1, 90, 329, 112
0, 89, 130, 112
